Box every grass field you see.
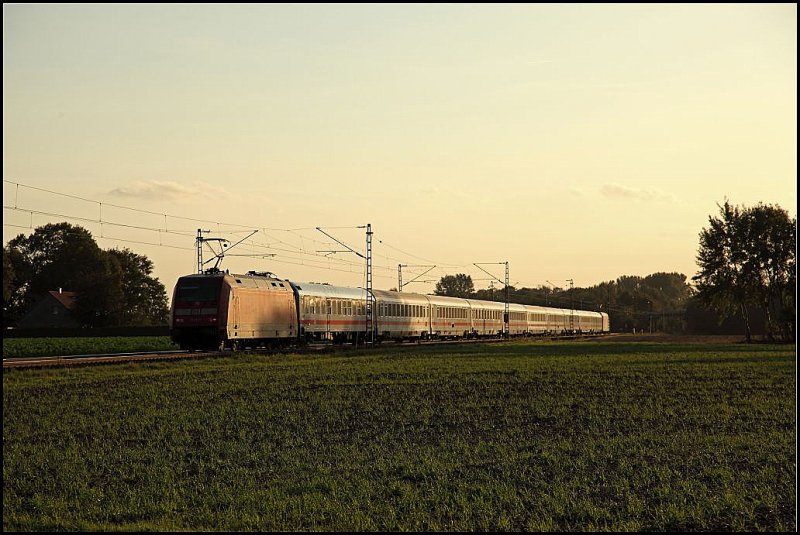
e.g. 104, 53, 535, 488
2, 336, 178, 359
3, 339, 796, 531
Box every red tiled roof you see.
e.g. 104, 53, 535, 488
48, 291, 78, 310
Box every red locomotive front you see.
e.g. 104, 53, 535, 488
170, 273, 226, 349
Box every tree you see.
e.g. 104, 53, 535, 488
72, 251, 126, 328
693, 201, 796, 342
3, 247, 15, 327
738, 203, 795, 340
106, 248, 169, 325
5, 223, 105, 324
4, 223, 170, 328
434, 274, 474, 298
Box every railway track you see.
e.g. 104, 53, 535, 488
3, 333, 613, 370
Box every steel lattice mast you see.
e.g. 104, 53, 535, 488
366, 223, 374, 342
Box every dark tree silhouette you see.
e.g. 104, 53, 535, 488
434, 274, 475, 298
693, 201, 795, 342
106, 248, 169, 326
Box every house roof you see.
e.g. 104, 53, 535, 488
48, 291, 78, 310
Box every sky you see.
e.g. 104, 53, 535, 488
3, 4, 797, 295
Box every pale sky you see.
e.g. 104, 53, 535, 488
3, 4, 797, 294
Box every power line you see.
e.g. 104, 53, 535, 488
2, 180, 521, 289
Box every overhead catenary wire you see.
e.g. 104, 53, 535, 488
4, 181, 472, 278
4, 179, 629, 302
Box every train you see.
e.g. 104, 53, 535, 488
170, 270, 610, 350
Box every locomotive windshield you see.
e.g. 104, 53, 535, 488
175, 277, 222, 302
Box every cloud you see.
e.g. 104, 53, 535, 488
109, 180, 232, 201
599, 183, 677, 203
569, 186, 587, 196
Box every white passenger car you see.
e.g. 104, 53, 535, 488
373, 290, 431, 339
295, 282, 368, 342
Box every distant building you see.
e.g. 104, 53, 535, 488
17, 290, 81, 329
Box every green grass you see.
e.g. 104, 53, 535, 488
3, 340, 796, 531
2, 336, 178, 359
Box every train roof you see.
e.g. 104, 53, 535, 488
293, 282, 367, 300
372, 290, 431, 305
424, 294, 472, 307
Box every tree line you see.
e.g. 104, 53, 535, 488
3, 223, 169, 328
433, 201, 795, 341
